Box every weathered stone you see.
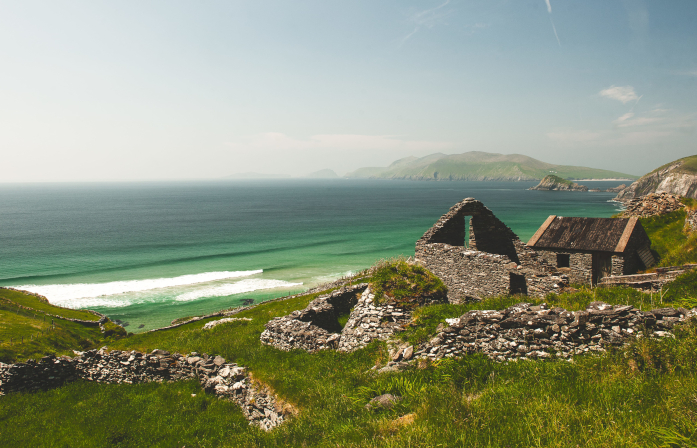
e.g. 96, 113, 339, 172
365, 394, 402, 410
416, 303, 697, 363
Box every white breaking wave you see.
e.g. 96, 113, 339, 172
175, 279, 302, 302
13, 270, 263, 306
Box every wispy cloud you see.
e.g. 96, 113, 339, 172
400, 0, 454, 46
600, 85, 641, 104
544, 0, 561, 47
548, 108, 697, 146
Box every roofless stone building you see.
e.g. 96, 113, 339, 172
415, 198, 655, 302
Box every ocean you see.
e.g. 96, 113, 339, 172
0, 180, 624, 331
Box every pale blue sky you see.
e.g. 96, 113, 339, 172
1, 0, 695, 181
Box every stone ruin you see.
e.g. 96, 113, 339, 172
414, 302, 697, 362
415, 198, 565, 302
619, 192, 686, 218
260, 282, 447, 353
0, 347, 289, 431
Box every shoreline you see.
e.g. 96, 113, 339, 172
572, 178, 634, 182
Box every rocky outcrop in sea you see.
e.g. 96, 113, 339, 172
529, 175, 589, 192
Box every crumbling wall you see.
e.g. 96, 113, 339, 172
261, 283, 446, 353
338, 288, 412, 352
416, 302, 697, 362
260, 284, 368, 352
0, 348, 288, 430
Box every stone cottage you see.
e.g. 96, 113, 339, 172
414, 198, 655, 302
526, 216, 655, 285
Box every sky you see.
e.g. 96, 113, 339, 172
1, 0, 696, 182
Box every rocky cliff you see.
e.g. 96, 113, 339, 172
615, 155, 697, 200
529, 175, 589, 191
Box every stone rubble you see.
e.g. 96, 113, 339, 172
619, 193, 685, 218
415, 302, 697, 362
0, 348, 289, 431
261, 283, 446, 353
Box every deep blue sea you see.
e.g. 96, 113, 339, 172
0, 180, 625, 331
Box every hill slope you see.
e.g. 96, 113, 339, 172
345, 151, 637, 181
615, 155, 697, 200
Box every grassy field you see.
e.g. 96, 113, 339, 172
0, 288, 126, 363
2, 265, 697, 447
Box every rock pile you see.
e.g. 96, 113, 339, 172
261, 283, 440, 353
686, 209, 697, 232
0, 348, 288, 430
619, 193, 685, 218
415, 302, 696, 362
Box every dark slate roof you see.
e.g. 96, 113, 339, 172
527, 216, 640, 253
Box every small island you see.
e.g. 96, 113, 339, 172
528, 175, 589, 191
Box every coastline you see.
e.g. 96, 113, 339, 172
572, 178, 634, 182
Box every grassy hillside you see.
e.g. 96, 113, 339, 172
640, 203, 697, 267
648, 154, 697, 175
0, 288, 126, 363
345, 151, 638, 181
2, 262, 697, 447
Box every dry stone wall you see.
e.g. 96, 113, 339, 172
337, 288, 413, 352
415, 302, 697, 362
0, 348, 289, 431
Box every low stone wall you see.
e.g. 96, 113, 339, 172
415, 302, 697, 362
600, 264, 697, 291
0, 348, 289, 430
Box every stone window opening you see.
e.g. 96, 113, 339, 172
556, 253, 570, 268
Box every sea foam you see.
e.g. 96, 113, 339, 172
13, 270, 263, 306
175, 279, 303, 302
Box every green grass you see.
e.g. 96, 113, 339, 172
639, 210, 697, 267
0, 288, 101, 321
541, 174, 574, 185
371, 259, 447, 308
0, 289, 126, 363
3, 272, 697, 447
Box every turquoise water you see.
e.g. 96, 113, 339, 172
0, 180, 624, 331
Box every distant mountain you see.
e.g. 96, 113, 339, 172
225, 172, 291, 179
344, 151, 637, 181
615, 155, 697, 200
303, 169, 339, 179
